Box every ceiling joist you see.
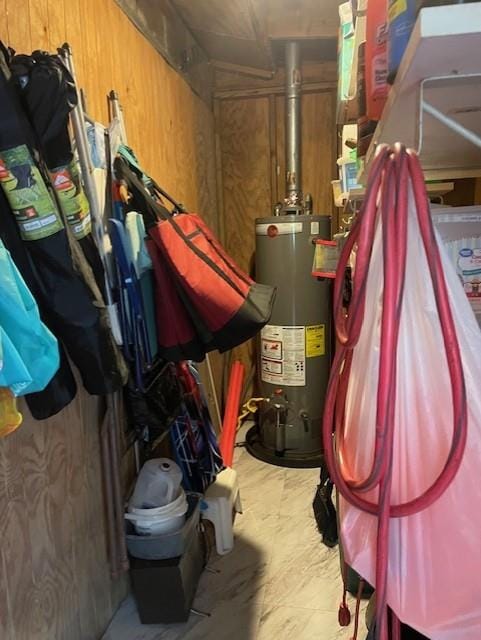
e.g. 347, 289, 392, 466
171, 0, 339, 71
265, 0, 339, 40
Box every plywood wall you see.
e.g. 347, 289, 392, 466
217, 97, 272, 377
0, 390, 128, 640
1, 0, 218, 228
216, 85, 336, 377
275, 91, 337, 211
0, 2, 218, 639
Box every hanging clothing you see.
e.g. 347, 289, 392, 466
8, 50, 76, 168
0, 43, 128, 402
0, 186, 77, 419
0, 238, 59, 395
9, 48, 106, 295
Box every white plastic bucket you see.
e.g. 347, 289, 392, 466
125, 490, 188, 535
129, 490, 186, 517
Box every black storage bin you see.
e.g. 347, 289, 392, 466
130, 527, 205, 624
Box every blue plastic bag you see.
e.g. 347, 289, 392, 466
0, 239, 60, 396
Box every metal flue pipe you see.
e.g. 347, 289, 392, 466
285, 41, 302, 205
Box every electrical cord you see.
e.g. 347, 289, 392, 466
323, 144, 467, 640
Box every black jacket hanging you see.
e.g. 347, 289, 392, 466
8, 47, 105, 296
0, 187, 77, 419
0, 42, 127, 403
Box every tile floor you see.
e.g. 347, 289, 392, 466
103, 436, 365, 640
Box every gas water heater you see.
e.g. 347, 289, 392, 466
246, 42, 332, 468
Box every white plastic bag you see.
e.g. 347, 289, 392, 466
341, 187, 481, 639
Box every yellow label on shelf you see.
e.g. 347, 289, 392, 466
305, 324, 325, 357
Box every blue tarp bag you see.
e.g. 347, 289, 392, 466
0, 239, 60, 395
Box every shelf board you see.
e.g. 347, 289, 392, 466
360, 3, 481, 184
336, 181, 454, 207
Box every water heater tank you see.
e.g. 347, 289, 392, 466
246, 214, 332, 467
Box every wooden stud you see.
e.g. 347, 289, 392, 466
214, 81, 336, 101
212, 60, 275, 80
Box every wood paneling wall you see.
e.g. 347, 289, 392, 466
275, 91, 336, 212
0, 390, 127, 640
0, 1, 218, 639
218, 97, 272, 375
216, 83, 336, 377
1, 0, 218, 229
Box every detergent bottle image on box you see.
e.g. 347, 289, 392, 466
365, 0, 389, 121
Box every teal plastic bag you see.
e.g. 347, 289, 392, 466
0, 239, 60, 396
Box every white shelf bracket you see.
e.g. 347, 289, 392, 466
417, 74, 481, 155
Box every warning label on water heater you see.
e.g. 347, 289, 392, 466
261, 325, 306, 386
306, 324, 325, 357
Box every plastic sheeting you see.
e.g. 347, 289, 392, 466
340, 187, 481, 639
0, 239, 59, 395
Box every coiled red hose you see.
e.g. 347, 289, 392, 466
323, 144, 467, 640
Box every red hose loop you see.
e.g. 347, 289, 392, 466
334, 146, 391, 349
323, 145, 468, 640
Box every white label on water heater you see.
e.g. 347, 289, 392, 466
256, 222, 303, 235
261, 325, 306, 386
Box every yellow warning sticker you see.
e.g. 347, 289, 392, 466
305, 324, 325, 357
